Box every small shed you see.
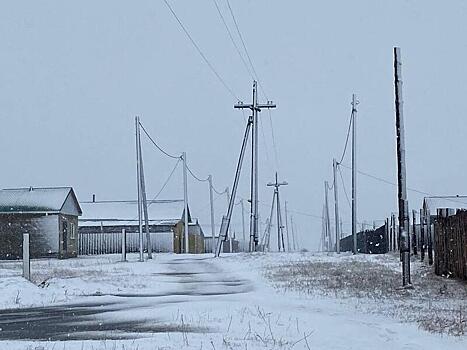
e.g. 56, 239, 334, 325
78, 199, 205, 254
0, 187, 82, 259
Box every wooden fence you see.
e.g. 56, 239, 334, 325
340, 223, 389, 254
434, 210, 467, 280
78, 231, 174, 255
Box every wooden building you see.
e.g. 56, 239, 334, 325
78, 199, 205, 254
0, 187, 82, 259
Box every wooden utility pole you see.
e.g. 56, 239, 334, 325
351, 94, 358, 254
333, 159, 340, 253
234, 81, 276, 252
412, 209, 417, 256
394, 47, 411, 286
420, 207, 425, 261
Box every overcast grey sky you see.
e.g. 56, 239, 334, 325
1, 1, 466, 250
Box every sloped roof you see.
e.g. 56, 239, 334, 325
423, 196, 467, 211
0, 187, 82, 215
79, 199, 191, 226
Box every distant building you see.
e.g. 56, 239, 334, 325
78, 199, 205, 254
0, 187, 82, 259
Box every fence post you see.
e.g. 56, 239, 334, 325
121, 229, 127, 262
22, 233, 30, 281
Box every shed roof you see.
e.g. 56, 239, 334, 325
79, 199, 192, 227
0, 187, 82, 215
423, 196, 467, 211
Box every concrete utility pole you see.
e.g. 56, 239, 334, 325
135, 116, 144, 262
290, 215, 296, 251
215, 116, 253, 257
138, 124, 152, 259
182, 152, 189, 254
241, 199, 246, 251
324, 181, 332, 252
333, 159, 340, 253
394, 47, 411, 286
351, 94, 358, 254
267, 172, 288, 251
234, 81, 276, 252
284, 201, 291, 251
208, 175, 216, 254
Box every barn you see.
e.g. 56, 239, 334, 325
78, 199, 205, 254
0, 187, 82, 259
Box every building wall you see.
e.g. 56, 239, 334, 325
0, 214, 59, 259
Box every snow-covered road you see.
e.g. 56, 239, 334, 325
0, 253, 465, 349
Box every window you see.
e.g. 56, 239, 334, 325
70, 222, 76, 239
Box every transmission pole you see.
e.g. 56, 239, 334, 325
290, 215, 296, 251
267, 172, 288, 251
394, 47, 411, 286
351, 94, 358, 254
284, 201, 290, 252
135, 117, 144, 262
234, 81, 276, 252
215, 116, 253, 257
333, 159, 340, 253
240, 199, 246, 251
324, 181, 332, 252
136, 121, 152, 259
182, 152, 189, 254
208, 175, 215, 254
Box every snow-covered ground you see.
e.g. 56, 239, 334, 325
0, 252, 465, 349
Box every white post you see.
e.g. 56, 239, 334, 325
333, 159, 340, 253
121, 229, 127, 262
208, 175, 215, 254
136, 116, 144, 262
241, 199, 246, 251
182, 152, 189, 254
351, 94, 358, 254
22, 233, 30, 281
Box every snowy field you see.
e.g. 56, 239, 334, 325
0, 252, 465, 350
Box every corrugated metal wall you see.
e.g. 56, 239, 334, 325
77, 231, 174, 255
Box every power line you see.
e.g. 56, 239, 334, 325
186, 164, 209, 182
139, 122, 181, 160
148, 158, 182, 206
225, 0, 262, 94
338, 164, 352, 209
162, 0, 240, 101
338, 111, 353, 164
339, 163, 430, 196
211, 0, 254, 80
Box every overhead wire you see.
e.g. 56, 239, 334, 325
223, 0, 281, 172
139, 122, 181, 160
338, 111, 354, 165
337, 164, 352, 209
162, 0, 240, 101
211, 0, 254, 80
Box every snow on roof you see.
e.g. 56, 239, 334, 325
0, 187, 80, 214
79, 199, 189, 226
423, 196, 467, 211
